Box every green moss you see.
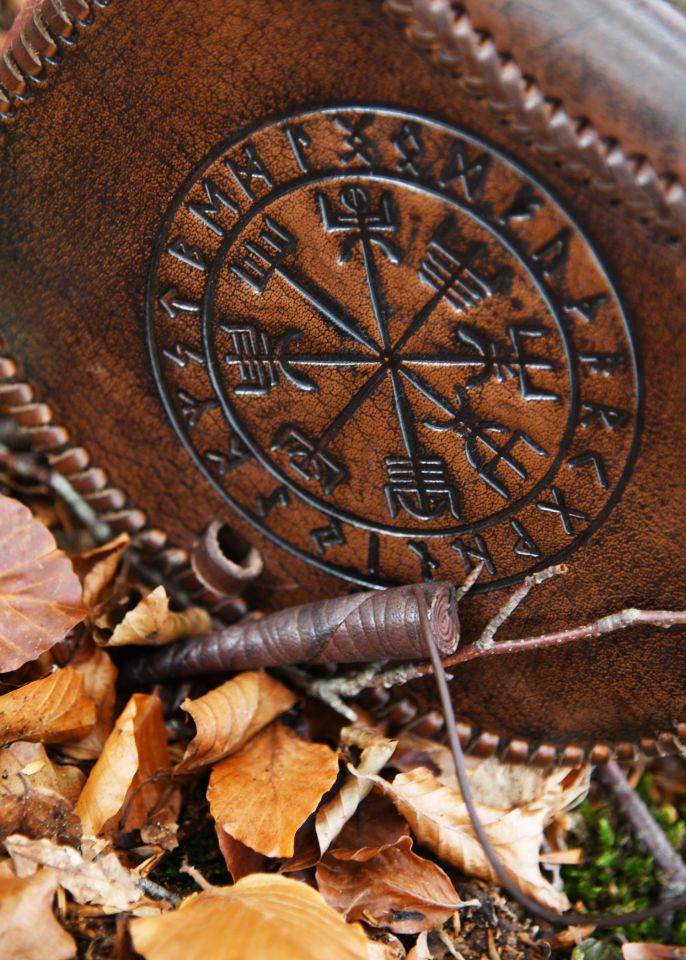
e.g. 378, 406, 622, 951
562, 773, 686, 944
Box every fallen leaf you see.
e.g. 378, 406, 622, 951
78, 533, 130, 614
5, 834, 154, 914
215, 825, 267, 881
406, 932, 431, 960
0, 740, 84, 804
175, 671, 297, 773
316, 726, 397, 854
0, 791, 81, 850
0, 668, 96, 745
329, 792, 410, 862
130, 873, 369, 960
0, 741, 84, 847
365, 933, 406, 960
317, 834, 463, 934
393, 731, 456, 785
59, 646, 118, 760
0, 865, 76, 959
105, 585, 212, 647
622, 946, 686, 960
366, 766, 570, 911
208, 722, 339, 858
0, 494, 85, 672
76, 693, 175, 840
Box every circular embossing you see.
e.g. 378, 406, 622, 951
147, 106, 640, 592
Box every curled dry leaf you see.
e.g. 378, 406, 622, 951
175, 670, 297, 773
76, 693, 176, 840
130, 873, 369, 960
622, 947, 686, 960
0, 741, 84, 847
215, 824, 267, 882
316, 726, 397, 855
0, 667, 96, 745
208, 722, 339, 858
78, 533, 130, 615
366, 766, 570, 912
406, 932, 431, 960
59, 646, 118, 760
329, 792, 410, 862
0, 740, 84, 805
365, 933, 407, 960
317, 834, 464, 934
5, 834, 155, 914
0, 494, 85, 672
105, 585, 212, 647
393, 731, 457, 786
0, 864, 76, 960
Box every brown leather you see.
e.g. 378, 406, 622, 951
0, 0, 684, 760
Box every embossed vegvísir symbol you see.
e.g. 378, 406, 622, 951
148, 106, 640, 591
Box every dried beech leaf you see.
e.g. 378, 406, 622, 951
622, 946, 686, 960
316, 727, 397, 854
59, 646, 118, 760
208, 722, 339, 858
215, 824, 267, 881
394, 731, 476, 787
0, 494, 85, 671
0, 865, 76, 960
176, 670, 297, 773
406, 932, 431, 960
365, 933, 407, 960
0, 741, 84, 847
105, 585, 212, 647
317, 834, 463, 934
0, 740, 85, 805
130, 873, 369, 960
0, 668, 96, 745
0, 792, 81, 849
330, 792, 410, 862
366, 767, 570, 912
78, 533, 130, 613
76, 693, 174, 840
5, 834, 154, 914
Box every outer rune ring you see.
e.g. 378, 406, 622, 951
147, 106, 640, 592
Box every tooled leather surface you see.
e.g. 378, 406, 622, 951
0, 0, 684, 762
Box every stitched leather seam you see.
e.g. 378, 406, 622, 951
384, 0, 686, 246
2, 0, 684, 247
0, 0, 104, 116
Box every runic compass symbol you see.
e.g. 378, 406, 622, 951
149, 106, 640, 591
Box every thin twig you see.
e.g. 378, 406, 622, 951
456, 608, 686, 666
475, 564, 566, 650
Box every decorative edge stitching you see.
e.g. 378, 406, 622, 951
384, 0, 686, 247
2, 0, 685, 247
0, 0, 682, 762
0, 0, 103, 117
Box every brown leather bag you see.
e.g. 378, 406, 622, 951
0, 0, 684, 763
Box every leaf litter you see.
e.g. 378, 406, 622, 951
0, 481, 679, 959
